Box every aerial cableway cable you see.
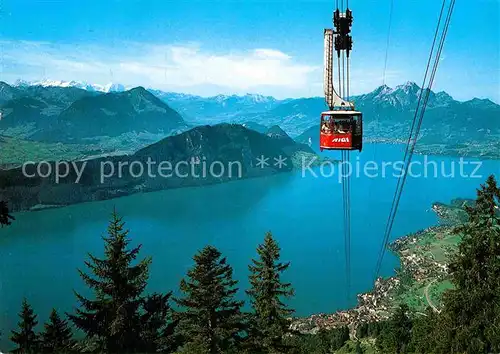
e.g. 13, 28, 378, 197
368, 0, 395, 245
341, 150, 351, 299
324, 0, 360, 302
340, 0, 352, 302
338, 30, 351, 300
379, 0, 447, 261
345, 150, 351, 297
382, 0, 394, 86
374, 0, 455, 282
367, 0, 395, 234
373, 0, 456, 282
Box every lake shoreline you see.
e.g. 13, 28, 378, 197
3, 153, 335, 214
290, 201, 464, 334
0, 145, 496, 352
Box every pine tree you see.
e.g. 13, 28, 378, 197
407, 307, 437, 353
437, 175, 500, 353
246, 232, 295, 353
0, 200, 15, 227
354, 340, 363, 354
376, 304, 412, 354
140, 292, 179, 353
356, 323, 369, 339
67, 209, 152, 353
175, 245, 246, 353
316, 328, 332, 354
10, 298, 39, 354
40, 309, 75, 352
330, 326, 350, 351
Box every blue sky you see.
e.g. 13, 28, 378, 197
0, 0, 498, 101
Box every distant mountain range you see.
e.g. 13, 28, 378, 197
148, 90, 287, 123
0, 83, 188, 144
296, 82, 500, 156
33, 87, 187, 142
2, 80, 499, 160
1, 79, 499, 209
150, 81, 500, 157
14, 79, 128, 93
0, 123, 316, 212
12, 80, 286, 122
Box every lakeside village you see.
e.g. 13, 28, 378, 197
290, 201, 467, 336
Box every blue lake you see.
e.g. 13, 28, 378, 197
0, 143, 498, 349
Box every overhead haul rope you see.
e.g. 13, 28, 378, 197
368, 0, 395, 258
341, 150, 351, 300
335, 0, 352, 302
346, 149, 351, 299
373, 0, 455, 282
382, 0, 394, 86
344, 59, 352, 303
345, 0, 351, 290
374, 0, 454, 282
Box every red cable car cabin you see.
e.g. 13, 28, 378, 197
320, 110, 363, 151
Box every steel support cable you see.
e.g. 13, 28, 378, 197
344, 152, 349, 295
347, 56, 350, 102
335, 0, 352, 303
374, 0, 455, 281
374, 0, 450, 282
383, 0, 395, 86
342, 52, 346, 104
384, 0, 455, 240
341, 150, 346, 274
340, 49, 352, 302
344, 2, 351, 293
408, 1, 455, 171
346, 150, 351, 297
376, 9, 454, 280
342, 151, 347, 238
368, 0, 395, 247
375, 0, 447, 276
340, 53, 343, 98
380, 0, 447, 245
341, 150, 351, 301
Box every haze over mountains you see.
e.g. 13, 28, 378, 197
0, 78, 499, 209
14, 79, 128, 93
0, 83, 187, 142
0, 80, 321, 210
149, 90, 286, 123
1, 80, 499, 161
296, 82, 500, 157
0, 123, 316, 212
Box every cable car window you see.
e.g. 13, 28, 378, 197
321, 121, 329, 134
321, 116, 332, 134
352, 116, 359, 134
337, 120, 350, 134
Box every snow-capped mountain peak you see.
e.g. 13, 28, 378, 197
13, 79, 31, 87
16, 79, 95, 91
245, 93, 276, 103
213, 94, 230, 103
371, 84, 394, 97
102, 82, 126, 93
394, 81, 421, 94
12, 79, 128, 93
